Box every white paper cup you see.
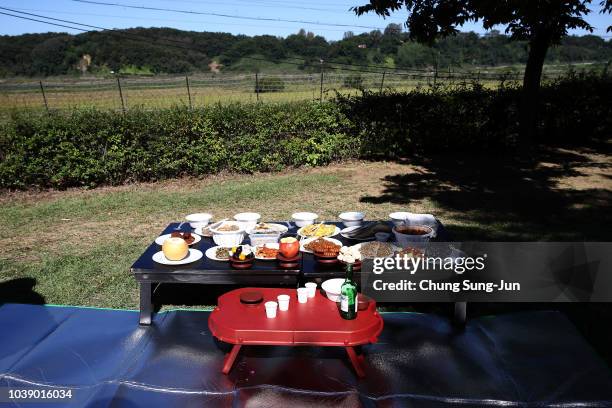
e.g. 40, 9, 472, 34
277, 294, 290, 311
297, 288, 308, 303
264, 301, 278, 318
304, 282, 317, 298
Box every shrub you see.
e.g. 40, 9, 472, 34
255, 76, 285, 93
0, 102, 355, 189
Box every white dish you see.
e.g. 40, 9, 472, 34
234, 212, 261, 229
153, 249, 203, 265
205, 246, 232, 262
321, 278, 345, 302
155, 233, 201, 246
210, 221, 246, 247
292, 212, 318, 227
185, 213, 213, 229
300, 237, 343, 254
254, 243, 280, 260
340, 225, 375, 241
246, 223, 289, 234
339, 211, 365, 227
393, 225, 434, 246
297, 225, 340, 238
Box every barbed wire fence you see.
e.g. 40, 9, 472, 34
0, 67, 566, 113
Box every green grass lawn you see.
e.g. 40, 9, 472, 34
1, 147, 611, 310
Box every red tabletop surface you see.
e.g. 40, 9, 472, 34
209, 287, 383, 347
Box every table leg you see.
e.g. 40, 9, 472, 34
345, 346, 366, 378
222, 344, 242, 374
454, 302, 467, 326
139, 282, 153, 326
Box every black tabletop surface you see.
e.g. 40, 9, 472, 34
130, 220, 449, 284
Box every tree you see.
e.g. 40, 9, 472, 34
353, 0, 612, 139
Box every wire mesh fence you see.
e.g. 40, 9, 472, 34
0, 69, 557, 113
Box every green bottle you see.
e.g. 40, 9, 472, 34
340, 263, 358, 320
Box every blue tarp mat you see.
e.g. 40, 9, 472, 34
1, 303, 611, 407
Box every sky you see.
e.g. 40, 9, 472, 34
0, 0, 610, 41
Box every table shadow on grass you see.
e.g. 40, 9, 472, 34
0, 277, 46, 305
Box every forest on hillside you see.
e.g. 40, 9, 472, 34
0, 24, 611, 77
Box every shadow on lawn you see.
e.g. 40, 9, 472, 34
360, 144, 612, 241
0, 277, 46, 305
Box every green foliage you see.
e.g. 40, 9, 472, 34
1, 27, 611, 77
255, 76, 286, 93
0, 102, 355, 189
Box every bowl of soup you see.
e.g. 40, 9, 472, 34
392, 224, 434, 246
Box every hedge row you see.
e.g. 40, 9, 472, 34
0, 102, 356, 188
1, 73, 610, 189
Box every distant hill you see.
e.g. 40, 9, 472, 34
0, 26, 610, 77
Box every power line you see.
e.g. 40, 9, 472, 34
9, 7, 368, 33
72, 0, 385, 30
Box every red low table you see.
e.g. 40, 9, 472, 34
208, 287, 384, 377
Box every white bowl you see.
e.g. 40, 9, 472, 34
234, 212, 261, 229
339, 211, 365, 227
389, 211, 412, 227
393, 225, 434, 247
185, 213, 213, 229
292, 212, 318, 227
210, 221, 245, 247
321, 278, 345, 302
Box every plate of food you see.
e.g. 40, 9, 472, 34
297, 223, 340, 238
254, 243, 280, 260
153, 249, 203, 265
205, 246, 233, 262
354, 241, 397, 259
340, 222, 393, 241
300, 237, 343, 254
155, 231, 201, 246
247, 222, 289, 234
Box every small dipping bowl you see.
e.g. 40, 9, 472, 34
339, 211, 365, 227
185, 213, 213, 229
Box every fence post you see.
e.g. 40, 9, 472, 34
255, 72, 259, 101
185, 75, 192, 109
433, 65, 438, 87
379, 71, 386, 92
319, 60, 324, 102
39, 80, 49, 113
116, 76, 125, 112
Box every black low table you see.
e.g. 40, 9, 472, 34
131, 220, 466, 325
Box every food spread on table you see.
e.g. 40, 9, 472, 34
153, 211, 438, 266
